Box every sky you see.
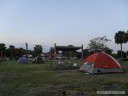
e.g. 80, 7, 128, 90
0, 0, 128, 52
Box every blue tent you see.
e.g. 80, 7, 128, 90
17, 56, 28, 64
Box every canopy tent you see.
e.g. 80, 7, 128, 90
79, 52, 123, 74
55, 46, 82, 51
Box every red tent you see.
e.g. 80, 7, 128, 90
80, 52, 123, 74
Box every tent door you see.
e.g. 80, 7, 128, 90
97, 69, 102, 73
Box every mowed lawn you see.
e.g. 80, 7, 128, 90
0, 60, 128, 96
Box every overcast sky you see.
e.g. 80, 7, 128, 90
0, 0, 128, 52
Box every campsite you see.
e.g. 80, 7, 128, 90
1, 0, 128, 96
0, 60, 128, 96
0, 40, 128, 96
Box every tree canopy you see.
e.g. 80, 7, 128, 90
0, 43, 6, 57
88, 36, 111, 52
34, 45, 43, 56
114, 31, 127, 44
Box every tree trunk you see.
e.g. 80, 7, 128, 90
1, 51, 2, 58
11, 49, 12, 60
121, 43, 123, 62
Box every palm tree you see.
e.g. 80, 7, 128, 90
114, 31, 127, 61
34, 45, 43, 56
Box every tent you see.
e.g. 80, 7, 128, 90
79, 52, 123, 74
33, 57, 44, 64
17, 56, 28, 64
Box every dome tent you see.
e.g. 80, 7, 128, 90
79, 52, 123, 74
17, 56, 28, 64
33, 56, 44, 64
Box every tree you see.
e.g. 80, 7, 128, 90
104, 47, 113, 55
9, 45, 15, 59
5, 49, 10, 57
126, 51, 128, 56
19, 48, 26, 56
117, 50, 126, 59
83, 49, 90, 58
76, 51, 82, 59
127, 31, 128, 41
0, 43, 6, 58
14, 48, 24, 59
114, 31, 127, 61
88, 36, 111, 52
34, 45, 42, 56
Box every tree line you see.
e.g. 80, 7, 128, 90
0, 43, 43, 60
0, 30, 128, 61
83, 30, 128, 61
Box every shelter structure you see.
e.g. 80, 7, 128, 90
51, 43, 83, 69
79, 52, 123, 74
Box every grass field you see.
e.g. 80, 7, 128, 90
0, 60, 128, 96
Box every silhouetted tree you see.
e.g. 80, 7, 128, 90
114, 31, 127, 61
126, 51, 128, 56
83, 49, 90, 58
9, 45, 15, 59
34, 45, 42, 56
19, 48, 26, 56
0, 43, 6, 58
14, 48, 21, 59
117, 50, 126, 59
104, 47, 113, 55
5, 49, 10, 57
76, 51, 82, 59
88, 36, 111, 52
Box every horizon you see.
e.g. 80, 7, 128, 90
0, 0, 128, 53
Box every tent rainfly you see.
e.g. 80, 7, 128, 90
17, 56, 28, 64
79, 52, 123, 74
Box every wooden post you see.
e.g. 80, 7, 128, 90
25, 43, 28, 59
50, 47, 52, 67
81, 44, 83, 60
1, 51, 2, 58
62, 91, 66, 96
54, 43, 56, 69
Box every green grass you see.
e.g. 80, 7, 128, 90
0, 60, 128, 96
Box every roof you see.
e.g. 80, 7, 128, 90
55, 46, 81, 51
